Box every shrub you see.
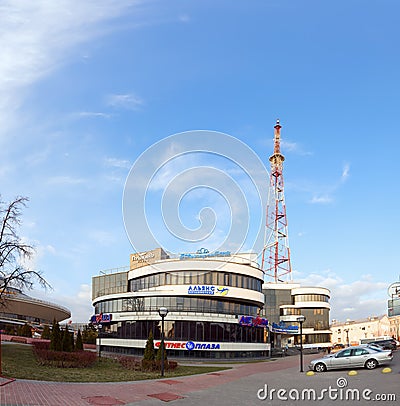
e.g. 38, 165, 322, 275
168, 360, 178, 370
62, 328, 72, 352
20, 323, 32, 337
50, 319, 62, 351
41, 325, 51, 339
75, 329, 83, 351
32, 341, 50, 350
118, 356, 142, 371
143, 330, 155, 361
33, 347, 97, 368
82, 325, 97, 344
156, 341, 167, 363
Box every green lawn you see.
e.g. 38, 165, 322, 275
1, 343, 230, 382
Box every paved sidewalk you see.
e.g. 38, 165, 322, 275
0, 354, 312, 406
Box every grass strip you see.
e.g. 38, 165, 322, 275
1, 343, 230, 382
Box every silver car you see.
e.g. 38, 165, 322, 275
309, 345, 393, 372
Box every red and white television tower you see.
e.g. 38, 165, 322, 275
261, 119, 293, 282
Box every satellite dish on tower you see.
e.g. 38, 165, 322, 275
388, 282, 400, 298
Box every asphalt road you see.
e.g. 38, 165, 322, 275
138, 351, 400, 406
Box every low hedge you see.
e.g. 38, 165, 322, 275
32, 342, 97, 368
118, 356, 178, 372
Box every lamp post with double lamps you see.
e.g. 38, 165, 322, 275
158, 307, 168, 377
297, 315, 306, 372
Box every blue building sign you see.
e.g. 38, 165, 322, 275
187, 285, 229, 296
270, 322, 299, 334
238, 315, 268, 328
180, 248, 231, 260
91, 313, 112, 324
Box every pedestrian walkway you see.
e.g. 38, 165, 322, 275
0, 354, 315, 406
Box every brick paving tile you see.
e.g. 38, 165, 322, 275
147, 392, 185, 402
0, 354, 317, 405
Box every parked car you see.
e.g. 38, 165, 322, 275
309, 345, 393, 372
330, 343, 345, 353
368, 339, 397, 351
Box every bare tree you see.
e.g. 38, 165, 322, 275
0, 196, 50, 303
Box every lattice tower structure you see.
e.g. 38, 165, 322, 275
261, 119, 293, 282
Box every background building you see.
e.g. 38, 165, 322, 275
388, 281, 400, 317
0, 283, 71, 334
330, 315, 392, 345
262, 283, 331, 349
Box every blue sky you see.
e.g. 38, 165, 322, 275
1, 0, 399, 322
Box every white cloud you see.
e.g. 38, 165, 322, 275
88, 230, 116, 246
105, 157, 132, 170
310, 195, 333, 204
178, 14, 190, 23
0, 0, 139, 142
107, 93, 144, 111
47, 175, 87, 185
296, 271, 389, 322
341, 163, 350, 181
74, 111, 112, 119
281, 140, 312, 156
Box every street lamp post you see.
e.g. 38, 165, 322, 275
297, 315, 306, 373
158, 307, 168, 377
344, 329, 350, 347
97, 324, 102, 358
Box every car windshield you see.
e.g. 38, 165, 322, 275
367, 345, 383, 352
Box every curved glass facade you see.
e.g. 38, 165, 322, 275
293, 294, 329, 303
129, 270, 262, 292
105, 320, 264, 342
95, 296, 259, 316
92, 251, 268, 359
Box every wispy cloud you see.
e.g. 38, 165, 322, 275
88, 230, 116, 246
107, 93, 144, 111
308, 163, 351, 204
105, 157, 132, 170
47, 175, 87, 185
0, 1, 138, 142
178, 14, 190, 23
74, 111, 112, 119
296, 270, 388, 321
310, 195, 333, 204
341, 163, 350, 181
281, 140, 312, 156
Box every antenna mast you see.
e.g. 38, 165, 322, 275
261, 119, 293, 282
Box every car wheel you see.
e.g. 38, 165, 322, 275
314, 362, 327, 372
365, 359, 378, 370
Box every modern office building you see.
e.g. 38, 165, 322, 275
91, 248, 333, 358
0, 283, 71, 333
262, 283, 331, 349
92, 248, 269, 358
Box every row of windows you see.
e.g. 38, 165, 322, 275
129, 271, 263, 293
92, 272, 128, 299
294, 294, 329, 303
0, 312, 45, 324
102, 320, 265, 343
102, 346, 267, 359
300, 308, 330, 330
277, 308, 329, 330
95, 296, 260, 316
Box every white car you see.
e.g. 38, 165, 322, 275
309, 345, 393, 372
